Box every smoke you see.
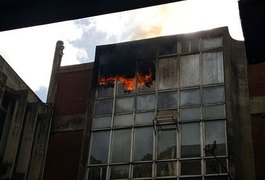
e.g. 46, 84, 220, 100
130, 25, 163, 40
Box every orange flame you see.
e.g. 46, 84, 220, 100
98, 76, 115, 87
137, 70, 153, 88
118, 76, 135, 92
98, 70, 153, 92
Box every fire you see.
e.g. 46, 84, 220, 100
98, 70, 154, 92
118, 76, 135, 92
98, 76, 115, 87
137, 70, 153, 88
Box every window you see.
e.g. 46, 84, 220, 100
180, 54, 200, 87
88, 37, 228, 179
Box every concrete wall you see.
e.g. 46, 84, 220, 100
0, 56, 52, 180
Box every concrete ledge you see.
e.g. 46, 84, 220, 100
51, 114, 86, 132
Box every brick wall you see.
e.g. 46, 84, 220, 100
43, 130, 83, 180
248, 63, 265, 97
44, 68, 92, 180
54, 70, 91, 116
248, 64, 265, 180
251, 114, 265, 180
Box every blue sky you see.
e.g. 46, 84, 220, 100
0, 0, 243, 102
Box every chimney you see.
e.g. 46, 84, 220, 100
46, 40, 64, 104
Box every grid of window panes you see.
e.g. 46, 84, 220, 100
88, 37, 228, 180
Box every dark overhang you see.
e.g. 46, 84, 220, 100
0, 0, 264, 64
239, 1, 265, 64
0, 0, 181, 32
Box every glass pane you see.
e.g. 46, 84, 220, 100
203, 105, 225, 119
181, 107, 201, 121
114, 114, 133, 127
157, 129, 176, 159
135, 112, 154, 125
90, 131, 110, 164
201, 37, 222, 50
205, 176, 228, 180
205, 121, 226, 156
181, 160, 201, 175
158, 91, 178, 109
93, 116, 111, 129
180, 89, 200, 106
206, 158, 227, 174
156, 162, 177, 176
181, 41, 190, 53
202, 52, 224, 85
134, 127, 153, 161
110, 165, 129, 179
133, 163, 152, 178
136, 94, 155, 111
180, 54, 200, 87
95, 99, 113, 115
158, 57, 178, 90
98, 86, 113, 97
88, 166, 107, 180
115, 97, 134, 113
180, 178, 201, 180
111, 129, 131, 162
202, 86, 224, 104
181, 123, 200, 158
191, 40, 200, 52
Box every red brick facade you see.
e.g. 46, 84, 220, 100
44, 68, 92, 180
248, 63, 265, 97
43, 130, 84, 180
54, 70, 91, 116
248, 64, 265, 180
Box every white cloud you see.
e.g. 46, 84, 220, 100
0, 20, 87, 93
86, 0, 243, 41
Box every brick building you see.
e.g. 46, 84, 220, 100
0, 27, 264, 180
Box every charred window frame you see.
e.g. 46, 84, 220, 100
87, 36, 229, 180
